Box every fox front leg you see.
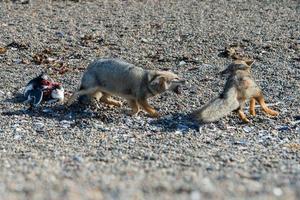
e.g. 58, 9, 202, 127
237, 109, 250, 123
127, 99, 141, 116
249, 98, 256, 116
138, 99, 160, 118
66, 87, 99, 106
100, 93, 122, 107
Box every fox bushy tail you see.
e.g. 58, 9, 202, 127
193, 88, 240, 123
78, 84, 90, 104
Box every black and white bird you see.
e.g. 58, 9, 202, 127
23, 73, 64, 106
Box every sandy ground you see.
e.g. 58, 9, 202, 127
0, 0, 299, 199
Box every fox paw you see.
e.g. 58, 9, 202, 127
114, 101, 122, 107
148, 112, 160, 118
268, 110, 279, 116
106, 102, 122, 108
109, 101, 122, 108
241, 118, 250, 123
250, 110, 256, 116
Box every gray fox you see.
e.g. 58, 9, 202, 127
193, 60, 279, 123
67, 58, 184, 117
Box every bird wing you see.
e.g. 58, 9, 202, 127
32, 89, 43, 106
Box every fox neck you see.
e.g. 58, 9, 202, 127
144, 71, 160, 97
234, 69, 251, 76
146, 86, 157, 97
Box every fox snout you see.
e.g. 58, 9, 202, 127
220, 68, 229, 77
220, 60, 254, 76
170, 79, 185, 94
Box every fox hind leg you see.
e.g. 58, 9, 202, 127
89, 91, 103, 109
66, 87, 100, 106
250, 98, 256, 116
100, 93, 122, 107
256, 94, 279, 116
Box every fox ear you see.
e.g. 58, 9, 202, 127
245, 60, 254, 67
150, 75, 166, 88
220, 63, 235, 75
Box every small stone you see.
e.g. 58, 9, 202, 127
243, 126, 252, 133
42, 108, 53, 113
15, 127, 22, 133
226, 126, 236, 130
141, 38, 148, 43
21, 59, 30, 64
190, 190, 201, 200
55, 31, 64, 38
261, 50, 267, 54
47, 57, 56, 62
65, 112, 74, 120
149, 126, 159, 132
20, 0, 30, 4
273, 187, 283, 196
14, 134, 22, 140
12, 124, 19, 129
14, 59, 22, 64
177, 124, 189, 133
234, 140, 247, 145
276, 125, 289, 131
92, 122, 109, 131
60, 120, 73, 128
34, 122, 45, 130
164, 115, 173, 120
73, 155, 83, 163
179, 61, 186, 66
129, 138, 135, 143
293, 115, 300, 120
133, 115, 141, 120
205, 124, 217, 132
201, 177, 215, 192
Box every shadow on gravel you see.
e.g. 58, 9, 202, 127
2, 98, 113, 123
149, 113, 200, 133
4, 92, 25, 104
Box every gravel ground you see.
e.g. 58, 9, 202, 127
0, 0, 299, 199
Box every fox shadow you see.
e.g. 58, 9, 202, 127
149, 113, 200, 133
3, 93, 198, 130
4, 93, 198, 130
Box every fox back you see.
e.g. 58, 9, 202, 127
80, 59, 146, 97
